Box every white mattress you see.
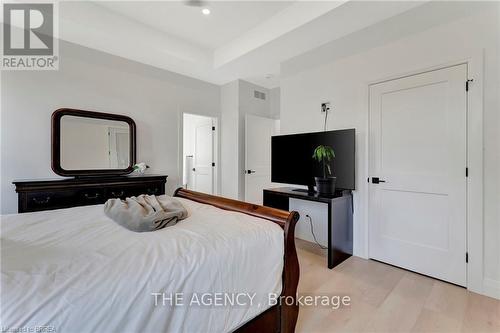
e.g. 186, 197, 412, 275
1, 198, 284, 333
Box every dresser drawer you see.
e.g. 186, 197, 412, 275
119, 184, 164, 197
105, 186, 145, 199
106, 187, 128, 199
78, 188, 106, 205
14, 175, 168, 213
25, 190, 78, 212
141, 184, 164, 196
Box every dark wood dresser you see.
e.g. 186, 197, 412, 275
13, 174, 167, 213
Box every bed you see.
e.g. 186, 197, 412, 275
1, 188, 300, 333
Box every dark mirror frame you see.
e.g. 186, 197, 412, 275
51, 108, 136, 177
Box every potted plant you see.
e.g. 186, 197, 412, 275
312, 145, 336, 195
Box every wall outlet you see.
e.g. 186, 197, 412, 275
321, 102, 331, 113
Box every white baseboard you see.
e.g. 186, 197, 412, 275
482, 278, 500, 300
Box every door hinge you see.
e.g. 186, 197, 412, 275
212, 162, 215, 167
466, 79, 474, 91
466, 252, 469, 263
466, 167, 469, 177
212, 126, 215, 131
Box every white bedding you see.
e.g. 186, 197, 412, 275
1, 198, 284, 333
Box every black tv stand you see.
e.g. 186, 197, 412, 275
291, 187, 347, 197
263, 187, 353, 269
292, 188, 315, 194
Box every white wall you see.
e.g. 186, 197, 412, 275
220, 81, 240, 199
269, 87, 281, 120
280, 4, 499, 297
1, 40, 220, 214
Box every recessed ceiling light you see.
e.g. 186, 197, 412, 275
202, 8, 210, 15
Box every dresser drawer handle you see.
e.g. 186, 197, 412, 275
32, 196, 51, 204
84, 193, 100, 200
111, 190, 125, 197
147, 188, 159, 195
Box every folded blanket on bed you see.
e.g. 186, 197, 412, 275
104, 195, 188, 232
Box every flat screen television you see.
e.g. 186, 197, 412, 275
271, 129, 355, 191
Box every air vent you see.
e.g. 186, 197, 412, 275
254, 90, 266, 100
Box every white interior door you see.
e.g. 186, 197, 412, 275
369, 64, 467, 286
108, 127, 129, 169
245, 114, 278, 204
193, 117, 214, 194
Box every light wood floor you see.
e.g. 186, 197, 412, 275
295, 243, 500, 333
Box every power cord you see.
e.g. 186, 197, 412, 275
323, 109, 328, 131
305, 214, 327, 249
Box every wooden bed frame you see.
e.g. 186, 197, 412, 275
174, 188, 300, 333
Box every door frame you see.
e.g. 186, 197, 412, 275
365, 52, 484, 295
180, 112, 219, 195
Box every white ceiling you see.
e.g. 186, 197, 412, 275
56, 1, 461, 88
96, 1, 294, 49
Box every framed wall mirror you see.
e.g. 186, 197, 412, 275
52, 108, 136, 177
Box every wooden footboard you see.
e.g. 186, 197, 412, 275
174, 188, 300, 333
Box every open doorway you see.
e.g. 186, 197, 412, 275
182, 113, 217, 194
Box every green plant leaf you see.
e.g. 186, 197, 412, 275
312, 144, 335, 178
312, 145, 335, 163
